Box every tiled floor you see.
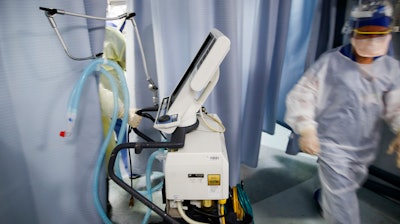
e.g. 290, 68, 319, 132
109, 128, 400, 224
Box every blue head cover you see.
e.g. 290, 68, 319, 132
350, 1, 393, 28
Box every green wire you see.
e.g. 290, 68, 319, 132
236, 183, 254, 223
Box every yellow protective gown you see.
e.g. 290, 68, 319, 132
99, 26, 142, 170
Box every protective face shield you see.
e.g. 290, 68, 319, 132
351, 33, 392, 57
349, 0, 394, 57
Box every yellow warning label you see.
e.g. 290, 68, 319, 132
208, 174, 221, 186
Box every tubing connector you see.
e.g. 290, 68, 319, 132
59, 111, 77, 138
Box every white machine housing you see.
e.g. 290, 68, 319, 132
154, 28, 230, 134
164, 115, 229, 201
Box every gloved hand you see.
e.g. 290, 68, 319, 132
99, 84, 143, 128
128, 108, 142, 128
387, 132, 400, 168
298, 127, 320, 156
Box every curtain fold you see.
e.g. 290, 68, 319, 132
84, 0, 108, 55
244, 0, 292, 167
0, 1, 106, 223
305, 0, 338, 68
276, 0, 319, 124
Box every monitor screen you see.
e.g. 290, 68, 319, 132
154, 28, 230, 134
169, 34, 216, 106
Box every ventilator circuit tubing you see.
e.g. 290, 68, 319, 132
108, 130, 192, 224
141, 149, 166, 224
64, 58, 130, 224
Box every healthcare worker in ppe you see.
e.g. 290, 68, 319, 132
284, 0, 400, 223
99, 25, 143, 214
99, 25, 142, 165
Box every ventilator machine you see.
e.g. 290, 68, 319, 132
39, 6, 253, 223
108, 28, 233, 224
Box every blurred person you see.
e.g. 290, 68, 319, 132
284, 1, 400, 223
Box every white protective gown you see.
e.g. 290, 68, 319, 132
284, 47, 400, 224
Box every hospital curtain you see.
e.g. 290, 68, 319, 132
0, 0, 107, 223
126, 0, 323, 186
